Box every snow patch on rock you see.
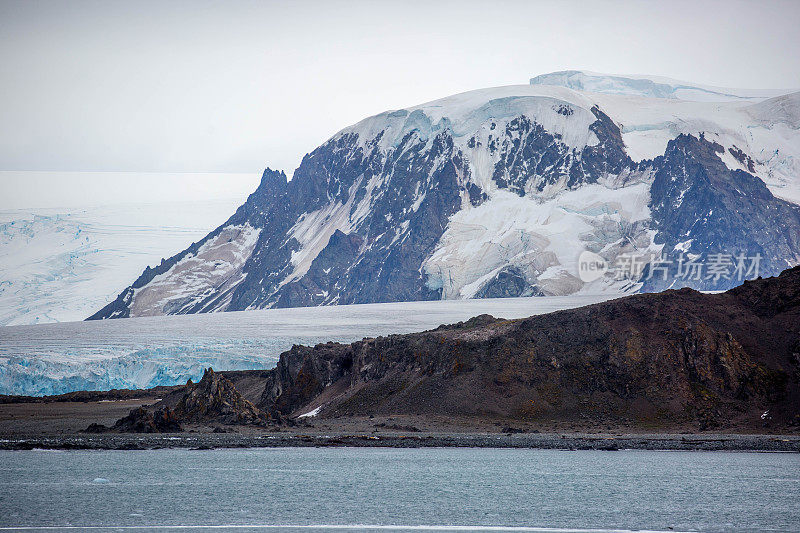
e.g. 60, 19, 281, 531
129, 223, 261, 316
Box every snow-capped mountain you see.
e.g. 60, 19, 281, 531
91, 71, 800, 319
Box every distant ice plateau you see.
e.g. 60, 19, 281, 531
0, 199, 244, 326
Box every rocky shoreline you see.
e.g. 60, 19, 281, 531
2, 432, 799, 452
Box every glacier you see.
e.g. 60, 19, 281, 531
0, 199, 246, 326
529, 70, 792, 102
0, 294, 614, 396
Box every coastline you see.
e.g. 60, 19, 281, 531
2, 432, 799, 452
2, 398, 798, 451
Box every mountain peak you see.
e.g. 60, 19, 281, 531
258, 167, 288, 190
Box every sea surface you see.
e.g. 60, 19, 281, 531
0, 447, 798, 532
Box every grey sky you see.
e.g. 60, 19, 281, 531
1, 0, 799, 177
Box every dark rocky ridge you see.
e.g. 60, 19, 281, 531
643, 134, 800, 292
254, 270, 800, 431
102, 266, 800, 433
0, 385, 180, 404
89, 406, 183, 434
88, 368, 270, 433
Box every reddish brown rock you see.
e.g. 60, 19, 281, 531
256, 266, 800, 431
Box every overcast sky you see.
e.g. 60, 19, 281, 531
1, 0, 799, 179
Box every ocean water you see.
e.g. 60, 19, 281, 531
0, 448, 798, 532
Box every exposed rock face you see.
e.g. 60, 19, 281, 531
255, 267, 800, 430
488, 107, 637, 195
644, 134, 800, 292
86, 406, 183, 434
474, 267, 544, 298
171, 368, 268, 425
98, 368, 269, 432
89, 75, 800, 320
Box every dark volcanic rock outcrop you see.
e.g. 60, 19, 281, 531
98, 407, 183, 434
171, 368, 268, 425
95, 368, 269, 433
255, 266, 800, 430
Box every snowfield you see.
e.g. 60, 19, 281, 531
423, 182, 656, 299
0, 294, 615, 396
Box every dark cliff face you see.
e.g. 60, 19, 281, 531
255, 266, 800, 430
481, 107, 638, 196
263, 131, 466, 308
643, 134, 800, 292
